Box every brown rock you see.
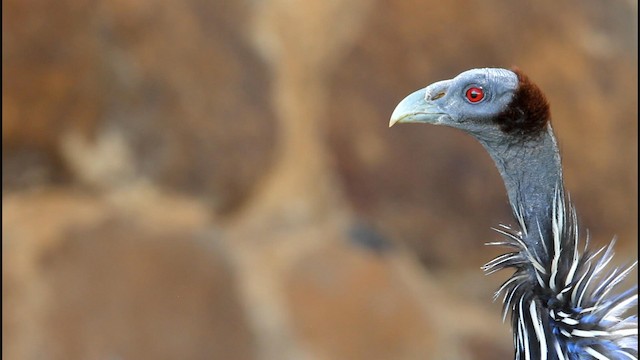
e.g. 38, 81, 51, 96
3, 0, 276, 213
2, 1, 636, 359
286, 240, 438, 359
2, 190, 254, 360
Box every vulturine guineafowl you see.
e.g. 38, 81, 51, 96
389, 68, 638, 359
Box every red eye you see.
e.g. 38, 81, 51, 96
465, 87, 484, 103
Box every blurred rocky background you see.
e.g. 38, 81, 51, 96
3, 0, 637, 359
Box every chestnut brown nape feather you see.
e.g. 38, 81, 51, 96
493, 68, 551, 138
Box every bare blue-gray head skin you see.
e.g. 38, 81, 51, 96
390, 68, 519, 139
390, 68, 638, 359
391, 68, 560, 247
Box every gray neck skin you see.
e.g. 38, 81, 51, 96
476, 124, 564, 246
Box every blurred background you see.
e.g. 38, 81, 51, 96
3, 0, 637, 359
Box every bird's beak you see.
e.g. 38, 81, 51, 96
389, 87, 447, 127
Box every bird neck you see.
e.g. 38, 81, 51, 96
478, 124, 564, 241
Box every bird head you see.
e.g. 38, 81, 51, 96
389, 68, 550, 142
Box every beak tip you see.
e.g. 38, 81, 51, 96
388, 87, 429, 129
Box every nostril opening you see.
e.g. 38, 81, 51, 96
431, 91, 445, 100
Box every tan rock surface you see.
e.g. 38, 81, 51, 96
3, 0, 636, 359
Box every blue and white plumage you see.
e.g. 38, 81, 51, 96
485, 186, 637, 360
390, 68, 638, 359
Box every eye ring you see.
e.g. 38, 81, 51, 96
465, 86, 485, 103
